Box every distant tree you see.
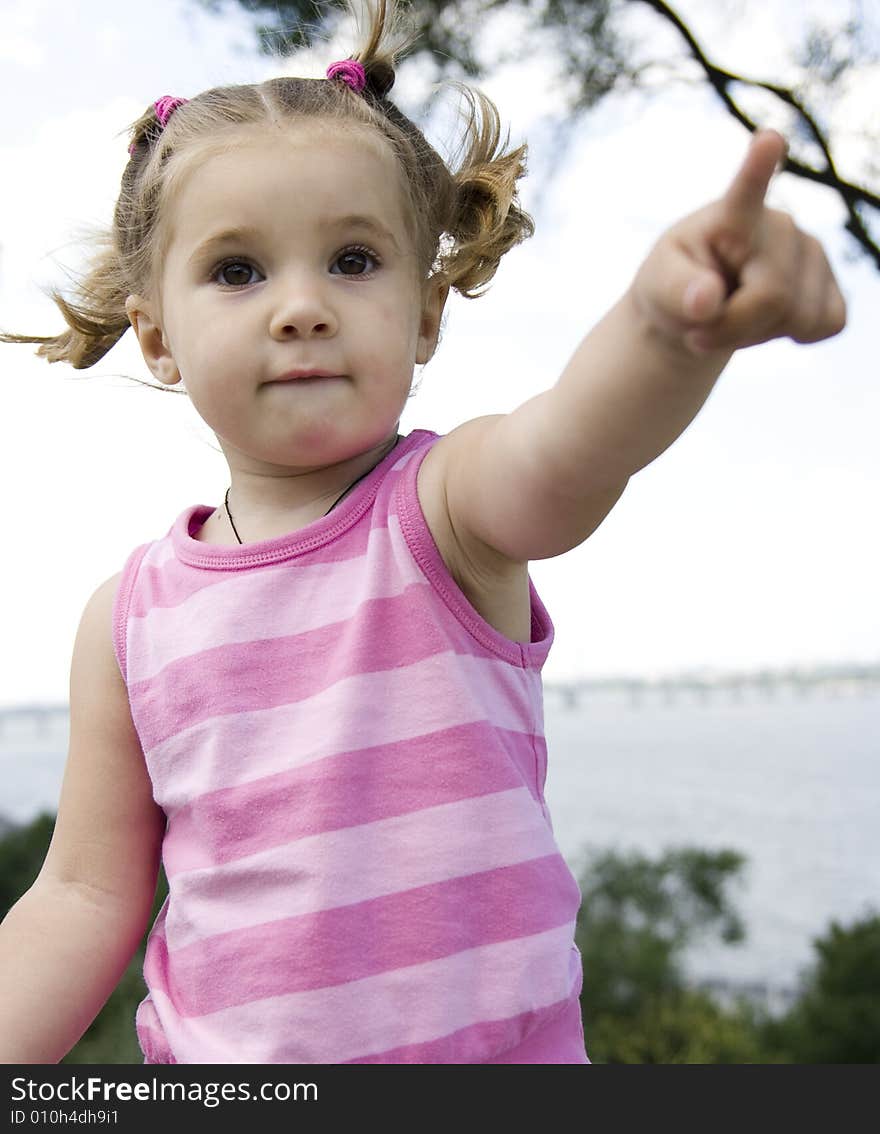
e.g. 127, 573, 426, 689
0, 813, 167, 1064
0, 811, 54, 914
761, 912, 880, 1063
572, 844, 776, 1062
575, 845, 746, 1012
200, 0, 880, 269
589, 988, 775, 1063
574, 845, 880, 1063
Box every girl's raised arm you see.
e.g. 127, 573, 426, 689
0, 573, 165, 1063
432, 131, 845, 570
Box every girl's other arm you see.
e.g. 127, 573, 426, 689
437, 130, 846, 566
0, 573, 165, 1063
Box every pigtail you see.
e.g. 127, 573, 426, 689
126, 102, 165, 160
1, 100, 170, 372
0, 233, 132, 369
440, 83, 535, 298
347, 0, 417, 100
334, 0, 534, 297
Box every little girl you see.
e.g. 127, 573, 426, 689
0, 0, 844, 1065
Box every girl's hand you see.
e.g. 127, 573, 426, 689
631, 129, 847, 355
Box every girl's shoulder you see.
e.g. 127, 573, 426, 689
69, 572, 141, 760
416, 419, 533, 645
42, 574, 164, 908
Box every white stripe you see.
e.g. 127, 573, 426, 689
163, 787, 564, 948
145, 925, 581, 1063
391, 444, 420, 473
126, 517, 424, 684
146, 535, 177, 571
148, 650, 542, 809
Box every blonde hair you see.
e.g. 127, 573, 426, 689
1, 0, 534, 373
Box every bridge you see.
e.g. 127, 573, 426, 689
544, 663, 880, 710
0, 704, 70, 740
0, 663, 877, 735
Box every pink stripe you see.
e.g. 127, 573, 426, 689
144, 854, 580, 1016
125, 442, 428, 621
138, 1028, 177, 1065
130, 444, 409, 602
144, 653, 541, 814
127, 498, 386, 621
162, 721, 534, 876
163, 789, 559, 949
112, 543, 150, 682
533, 732, 549, 799
135, 1011, 178, 1065
345, 995, 587, 1063
124, 519, 405, 680
131, 587, 514, 752
141, 925, 581, 1062
165, 434, 423, 573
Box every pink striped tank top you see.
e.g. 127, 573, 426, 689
113, 428, 588, 1064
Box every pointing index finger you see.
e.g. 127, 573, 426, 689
721, 128, 787, 235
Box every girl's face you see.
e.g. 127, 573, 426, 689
128, 125, 446, 474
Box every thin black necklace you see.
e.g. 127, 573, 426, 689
223, 438, 399, 545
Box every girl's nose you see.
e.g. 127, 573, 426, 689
268, 284, 338, 340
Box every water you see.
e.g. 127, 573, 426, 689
543, 685, 880, 996
0, 716, 71, 828
2, 688, 878, 998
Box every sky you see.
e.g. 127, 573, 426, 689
0, 0, 877, 707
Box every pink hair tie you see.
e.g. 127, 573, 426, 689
326, 58, 367, 93
128, 95, 188, 156
154, 95, 188, 127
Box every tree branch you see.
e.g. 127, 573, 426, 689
635, 0, 879, 269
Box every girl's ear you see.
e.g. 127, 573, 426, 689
416, 279, 450, 365
125, 294, 181, 386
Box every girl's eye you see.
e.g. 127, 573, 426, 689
214, 260, 260, 287
332, 246, 380, 277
